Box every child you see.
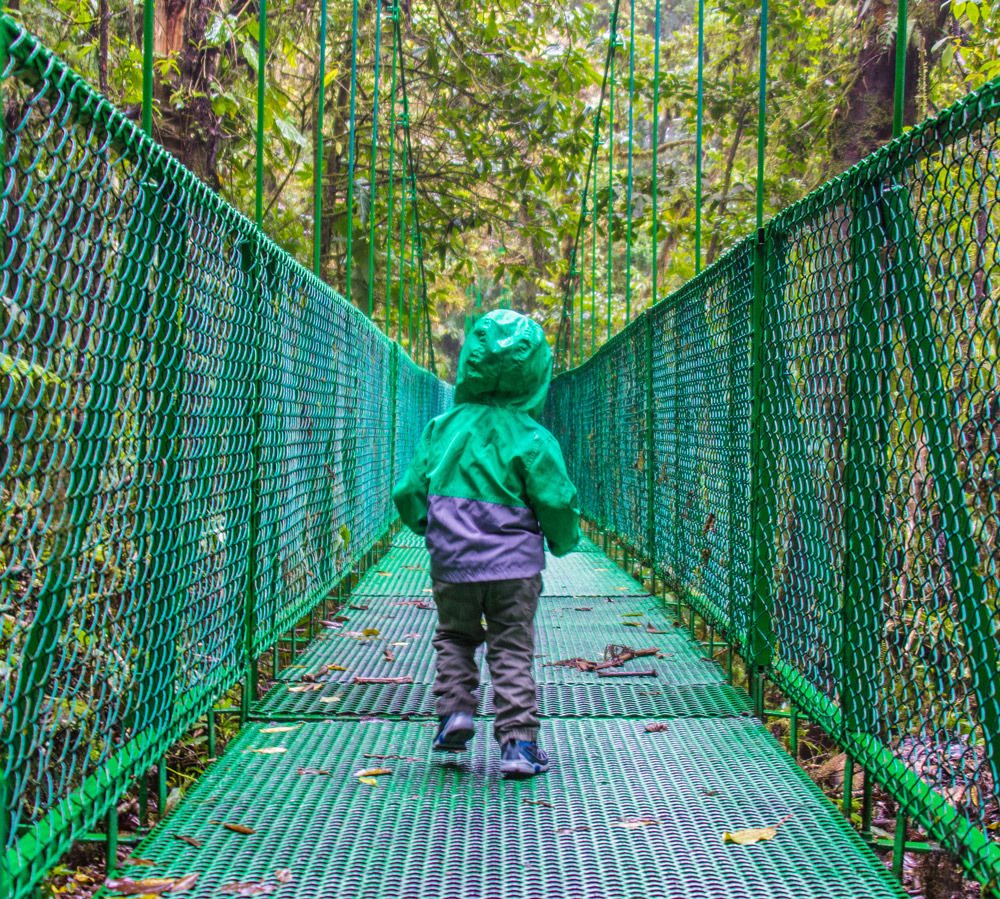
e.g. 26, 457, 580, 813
392, 309, 580, 777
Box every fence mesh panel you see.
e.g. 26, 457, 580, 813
549, 86, 1000, 889
0, 19, 449, 898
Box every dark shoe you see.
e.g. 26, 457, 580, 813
433, 712, 475, 752
500, 740, 550, 777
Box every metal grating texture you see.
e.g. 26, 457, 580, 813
0, 18, 452, 898
112, 718, 903, 899
541, 553, 649, 596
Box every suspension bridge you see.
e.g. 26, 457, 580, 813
2, 0, 999, 896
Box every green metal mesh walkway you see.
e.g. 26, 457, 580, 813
112, 542, 904, 898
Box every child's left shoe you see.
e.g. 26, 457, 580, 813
433, 712, 475, 752
500, 740, 550, 777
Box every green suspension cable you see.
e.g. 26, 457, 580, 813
386, 15, 399, 333
651, 0, 661, 300
624, 0, 635, 323
408, 180, 416, 353
755, 0, 768, 233
398, 121, 407, 345
695, 0, 704, 274
607, 33, 616, 342
591, 135, 597, 355
893, 0, 908, 138
345, 0, 360, 304
313, 0, 327, 277
254, 0, 267, 228
142, 0, 153, 135
366, 0, 383, 317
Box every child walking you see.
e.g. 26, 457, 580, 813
392, 310, 580, 777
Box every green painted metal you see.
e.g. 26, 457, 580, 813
345, 0, 359, 306
254, 0, 266, 227
386, 10, 399, 332
141, 0, 152, 135
623, 0, 635, 324
893, 0, 908, 139
755, 0, 767, 232
313, 0, 327, 278
366, 0, 382, 318
694, 0, 704, 274
651, 0, 660, 299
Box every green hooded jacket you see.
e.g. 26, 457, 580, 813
392, 309, 581, 582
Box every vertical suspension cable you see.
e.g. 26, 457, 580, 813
755, 0, 768, 233
398, 113, 407, 345
591, 129, 598, 355
624, 0, 635, 323
142, 0, 153, 135
607, 32, 616, 341
651, 0, 660, 302
893, 0, 908, 138
386, 14, 399, 333
345, 0, 360, 304
254, 0, 267, 227
695, 0, 704, 274
367, 0, 383, 317
313, 0, 327, 277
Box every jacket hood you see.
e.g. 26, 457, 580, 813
453, 309, 552, 419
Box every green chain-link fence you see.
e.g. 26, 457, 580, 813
547, 81, 1000, 890
0, 17, 450, 898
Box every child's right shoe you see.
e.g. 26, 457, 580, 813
433, 712, 475, 752
500, 740, 550, 777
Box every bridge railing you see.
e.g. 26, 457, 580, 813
547, 77, 1000, 890
0, 17, 450, 898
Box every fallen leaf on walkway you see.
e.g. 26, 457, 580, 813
521, 798, 553, 808
595, 568, 609, 571
275, 870, 293, 884
402, 633, 422, 638
259, 725, 301, 734
319, 695, 343, 703
403, 565, 425, 570
353, 675, 413, 685
557, 825, 590, 836
104, 877, 176, 895
362, 628, 381, 637
297, 767, 331, 775
172, 835, 202, 849
702, 789, 720, 797
122, 858, 156, 867
391, 641, 409, 646
210, 821, 256, 835
377, 571, 393, 576
622, 621, 641, 628
638, 691, 661, 696
616, 587, 629, 591
722, 815, 791, 845
349, 604, 369, 610
167, 873, 200, 892
358, 776, 380, 786
243, 747, 286, 755
612, 818, 658, 829
644, 722, 669, 733
621, 612, 645, 617
383, 647, 395, 662
219, 880, 277, 896
364, 754, 422, 761
288, 684, 322, 693
574, 607, 592, 612
646, 624, 668, 634
354, 767, 392, 778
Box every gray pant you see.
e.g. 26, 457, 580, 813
431, 574, 542, 744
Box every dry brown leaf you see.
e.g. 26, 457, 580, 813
521, 798, 553, 808
354, 767, 392, 778
122, 858, 156, 867
287, 684, 322, 693
644, 722, 669, 733
297, 767, 332, 775
364, 754, 422, 761
243, 747, 287, 755
352, 675, 413, 685
259, 725, 300, 734
573, 607, 593, 611
210, 820, 256, 835
383, 647, 395, 662
557, 825, 590, 836
219, 880, 277, 896
390, 641, 409, 646
104, 877, 176, 896
319, 695, 343, 703
172, 834, 202, 849
377, 571, 393, 576
275, 870, 293, 884
612, 817, 658, 829
358, 776, 379, 786
349, 604, 369, 610
75, 873, 95, 882
167, 873, 200, 893
646, 624, 668, 634
722, 815, 791, 845
622, 621, 641, 628
402, 632, 422, 638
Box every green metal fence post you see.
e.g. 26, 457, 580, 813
645, 311, 655, 570
254, 0, 267, 228
314, 0, 327, 277
893, 0, 908, 139
367, 0, 383, 318
623, 0, 635, 324
695, 0, 704, 273
106, 806, 118, 874
142, 0, 153, 135
651, 0, 660, 302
